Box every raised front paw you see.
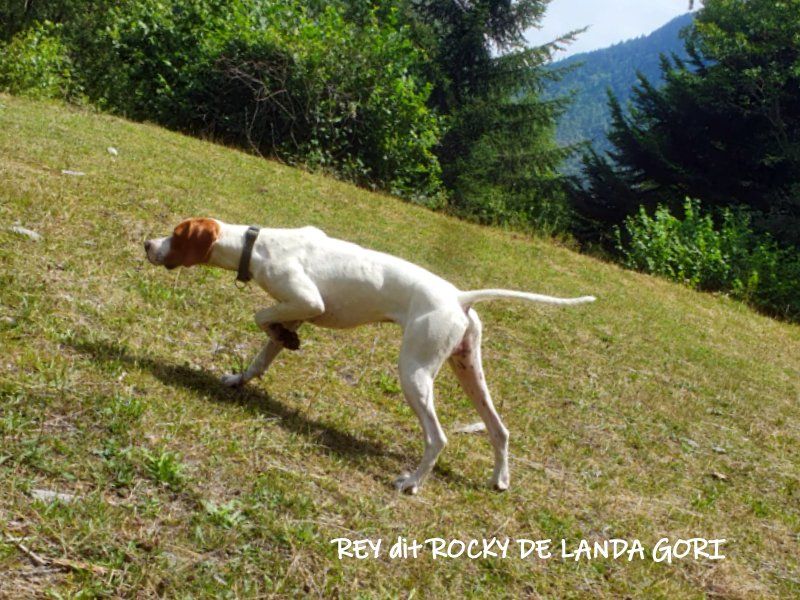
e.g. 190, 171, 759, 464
220, 373, 245, 388
268, 324, 300, 351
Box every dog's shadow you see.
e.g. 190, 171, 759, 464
69, 338, 470, 488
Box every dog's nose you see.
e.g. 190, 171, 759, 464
144, 240, 153, 253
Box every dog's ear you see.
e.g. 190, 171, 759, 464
164, 218, 220, 269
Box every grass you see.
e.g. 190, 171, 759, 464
0, 94, 798, 598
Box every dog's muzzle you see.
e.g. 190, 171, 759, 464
144, 237, 170, 267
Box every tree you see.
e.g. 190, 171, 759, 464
406, 0, 580, 230
573, 0, 800, 246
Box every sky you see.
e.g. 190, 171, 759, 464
525, 0, 700, 58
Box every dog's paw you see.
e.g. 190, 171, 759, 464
492, 479, 509, 492
491, 469, 510, 492
393, 472, 420, 495
220, 373, 245, 388
269, 324, 300, 351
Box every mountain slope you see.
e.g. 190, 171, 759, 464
1, 95, 798, 597
548, 13, 694, 169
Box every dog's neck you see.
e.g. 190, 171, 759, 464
208, 221, 257, 272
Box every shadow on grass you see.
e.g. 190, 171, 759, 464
69, 337, 471, 488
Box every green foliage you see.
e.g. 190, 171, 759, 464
184, 2, 442, 200
409, 0, 578, 230
0, 21, 74, 99
574, 0, 800, 247
1, 0, 443, 201
544, 13, 692, 174
202, 500, 245, 529
618, 199, 800, 320
377, 372, 401, 395
142, 448, 186, 489
618, 199, 743, 289
445, 96, 573, 232
74, 0, 224, 117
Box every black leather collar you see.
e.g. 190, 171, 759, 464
237, 226, 261, 283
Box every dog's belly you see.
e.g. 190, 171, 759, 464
310, 313, 391, 329
309, 300, 395, 329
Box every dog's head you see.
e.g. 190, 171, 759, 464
144, 217, 220, 270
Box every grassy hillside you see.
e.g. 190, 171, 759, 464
1, 95, 798, 598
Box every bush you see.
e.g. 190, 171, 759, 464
0, 21, 74, 99
617, 199, 800, 320
29, 0, 442, 202
184, 3, 442, 201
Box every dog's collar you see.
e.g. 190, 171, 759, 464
236, 226, 261, 283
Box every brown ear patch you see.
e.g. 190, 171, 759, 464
163, 218, 220, 269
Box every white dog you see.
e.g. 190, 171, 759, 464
145, 218, 595, 494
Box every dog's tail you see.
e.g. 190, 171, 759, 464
457, 289, 596, 308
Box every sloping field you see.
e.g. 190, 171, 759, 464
1, 95, 798, 598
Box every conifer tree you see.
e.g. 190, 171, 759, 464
409, 0, 580, 230
573, 0, 800, 246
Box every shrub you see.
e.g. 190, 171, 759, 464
184, 2, 442, 201
0, 21, 74, 99
617, 199, 800, 320
37, 0, 442, 202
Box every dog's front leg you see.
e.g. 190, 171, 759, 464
254, 304, 319, 351
253, 270, 325, 349
221, 321, 301, 388
222, 272, 323, 388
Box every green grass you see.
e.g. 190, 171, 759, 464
1, 94, 798, 598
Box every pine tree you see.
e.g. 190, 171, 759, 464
573, 0, 800, 246
408, 0, 580, 230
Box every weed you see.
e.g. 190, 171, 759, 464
201, 500, 245, 530
142, 449, 186, 489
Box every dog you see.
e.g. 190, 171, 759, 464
144, 217, 595, 494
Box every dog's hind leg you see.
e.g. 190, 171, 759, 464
221, 322, 300, 387
394, 308, 468, 494
448, 310, 510, 490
